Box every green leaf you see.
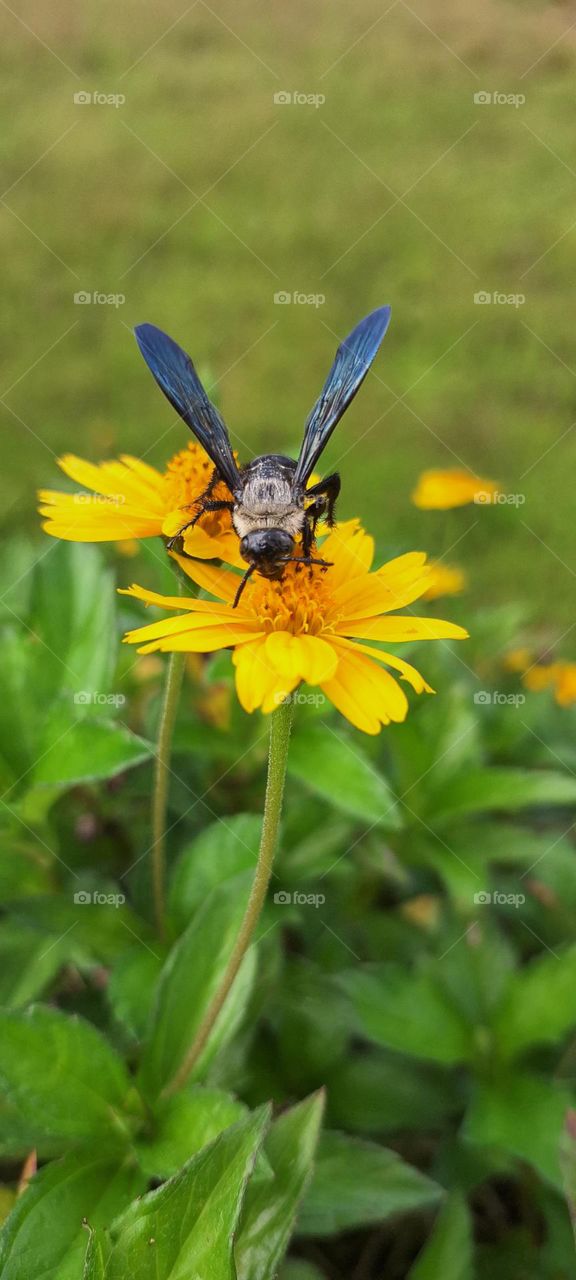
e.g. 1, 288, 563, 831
6, 894, 155, 971
280, 1265, 324, 1280
169, 814, 262, 930
0, 1006, 136, 1156
408, 1193, 473, 1280
0, 543, 120, 789
33, 717, 152, 787
139, 873, 256, 1098
339, 965, 474, 1064
492, 943, 576, 1060
83, 1228, 111, 1279
428, 768, 576, 824
288, 723, 401, 827
106, 1107, 270, 1279
561, 1112, 576, 1247
136, 1086, 247, 1178
107, 946, 165, 1041
327, 1051, 459, 1134
465, 1074, 571, 1188
0, 1148, 143, 1280
30, 541, 117, 706
236, 1092, 324, 1280
0, 920, 77, 1008
298, 1131, 443, 1236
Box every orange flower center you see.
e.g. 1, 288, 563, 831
247, 561, 334, 636
162, 443, 234, 538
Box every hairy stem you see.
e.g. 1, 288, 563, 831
151, 648, 186, 940
163, 696, 293, 1096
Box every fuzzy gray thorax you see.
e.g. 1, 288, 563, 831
232, 454, 305, 539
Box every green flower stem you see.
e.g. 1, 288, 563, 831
163, 696, 293, 1098
151, 648, 186, 940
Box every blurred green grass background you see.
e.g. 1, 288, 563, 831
1, 0, 575, 626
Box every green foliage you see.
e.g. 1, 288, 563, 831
288, 723, 402, 827
138, 873, 257, 1098
1, 539, 576, 1277
408, 1194, 473, 1280
298, 1132, 443, 1236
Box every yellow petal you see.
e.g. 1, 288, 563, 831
411, 468, 499, 510
319, 523, 375, 586
297, 634, 339, 683
334, 637, 435, 694
58, 454, 165, 509
321, 646, 409, 734
330, 569, 431, 619
41, 516, 162, 541
172, 554, 242, 604
263, 632, 338, 685
123, 609, 247, 645
422, 562, 466, 600
134, 627, 262, 655
233, 639, 299, 713
340, 616, 469, 643
120, 584, 243, 614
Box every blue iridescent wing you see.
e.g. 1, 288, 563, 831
134, 324, 241, 493
293, 306, 391, 487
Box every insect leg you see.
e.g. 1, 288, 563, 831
305, 472, 341, 525
166, 466, 234, 550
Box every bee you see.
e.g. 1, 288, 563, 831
135, 306, 391, 606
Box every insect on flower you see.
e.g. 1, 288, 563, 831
134, 307, 391, 606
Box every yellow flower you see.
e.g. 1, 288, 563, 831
503, 646, 532, 674
120, 522, 468, 735
38, 443, 242, 565
412, 468, 499, 510
523, 661, 576, 708
422, 561, 466, 600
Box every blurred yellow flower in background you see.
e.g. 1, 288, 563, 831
121, 521, 468, 735
523, 661, 576, 708
422, 561, 466, 600
503, 646, 533, 674
38, 442, 242, 564
412, 468, 499, 510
